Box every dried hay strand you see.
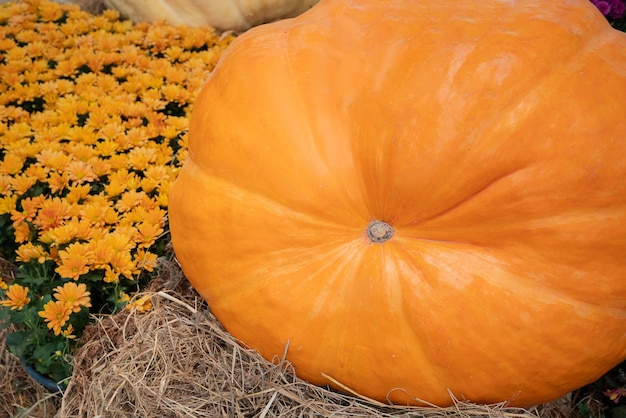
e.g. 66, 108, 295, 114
57, 259, 572, 418
0, 326, 62, 418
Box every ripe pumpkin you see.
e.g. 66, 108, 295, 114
168, 0, 626, 407
102, 0, 319, 31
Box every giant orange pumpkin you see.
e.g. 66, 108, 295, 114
168, 0, 626, 407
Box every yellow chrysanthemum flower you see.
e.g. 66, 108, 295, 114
134, 221, 164, 248
117, 291, 131, 304
127, 146, 156, 171
62, 324, 77, 339
0, 284, 30, 311
47, 171, 70, 194
38, 300, 72, 336
93, 139, 119, 157
15, 242, 48, 263
66, 160, 97, 184
134, 249, 158, 272
10, 174, 38, 194
36, 149, 72, 171
89, 239, 115, 271
38, 0, 64, 22
127, 295, 152, 313
115, 190, 148, 213
10, 195, 45, 225
24, 164, 47, 183
0, 175, 12, 194
38, 222, 79, 246
89, 157, 112, 177
0, 153, 24, 175
139, 177, 159, 193
53, 282, 91, 313
105, 228, 136, 253
64, 184, 91, 204
13, 222, 31, 244
80, 202, 112, 227
55, 242, 94, 280
103, 266, 120, 284
32, 197, 73, 231
0, 194, 17, 215
109, 251, 137, 280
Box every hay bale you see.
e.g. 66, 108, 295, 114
57, 260, 570, 418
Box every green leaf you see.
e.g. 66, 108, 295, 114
0, 306, 11, 325
33, 343, 56, 368
611, 406, 626, 418
5, 330, 29, 357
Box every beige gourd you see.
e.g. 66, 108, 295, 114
102, 0, 319, 31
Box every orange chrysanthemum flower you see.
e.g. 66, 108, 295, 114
0, 175, 12, 194
47, 171, 70, 194
38, 222, 78, 246
38, 300, 72, 336
134, 249, 158, 272
109, 251, 137, 280
10, 195, 45, 225
127, 146, 156, 171
0, 153, 24, 175
103, 266, 120, 284
134, 221, 164, 248
55, 242, 94, 280
65, 184, 92, 204
105, 228, 135, 253
0, 284, 30, 311
36, 149, 71, 171
115, 190, 148, 213
80, 202, 111, 227
0, 194, 18, 215
32, 197, 73, 231
24, 164, 47, 182
139, 177, 159, 193
144, 207, 166, 227
38, 0, 64, 22
127, 295, 152, 313
88, 157, 111, 177
61, 324, 77, 339
98, 122, 125, 141
15, 242, 48, 263
10, 174, 38, 194
155, 191, 169, 208
66, 143, 95, 162
53, 282, 91, 313
93, 139, 119, 157
66, 160, 97, 184
13, 222, 32, 244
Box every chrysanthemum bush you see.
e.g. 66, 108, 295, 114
0, 0, 233, 385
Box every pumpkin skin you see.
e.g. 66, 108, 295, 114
168, 0, 626, 408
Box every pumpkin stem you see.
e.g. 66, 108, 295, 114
367, 221, 393, 243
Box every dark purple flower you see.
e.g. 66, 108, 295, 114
590, 0, 626, 18
593, 0, 612, 16
608, 0, 626, 18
